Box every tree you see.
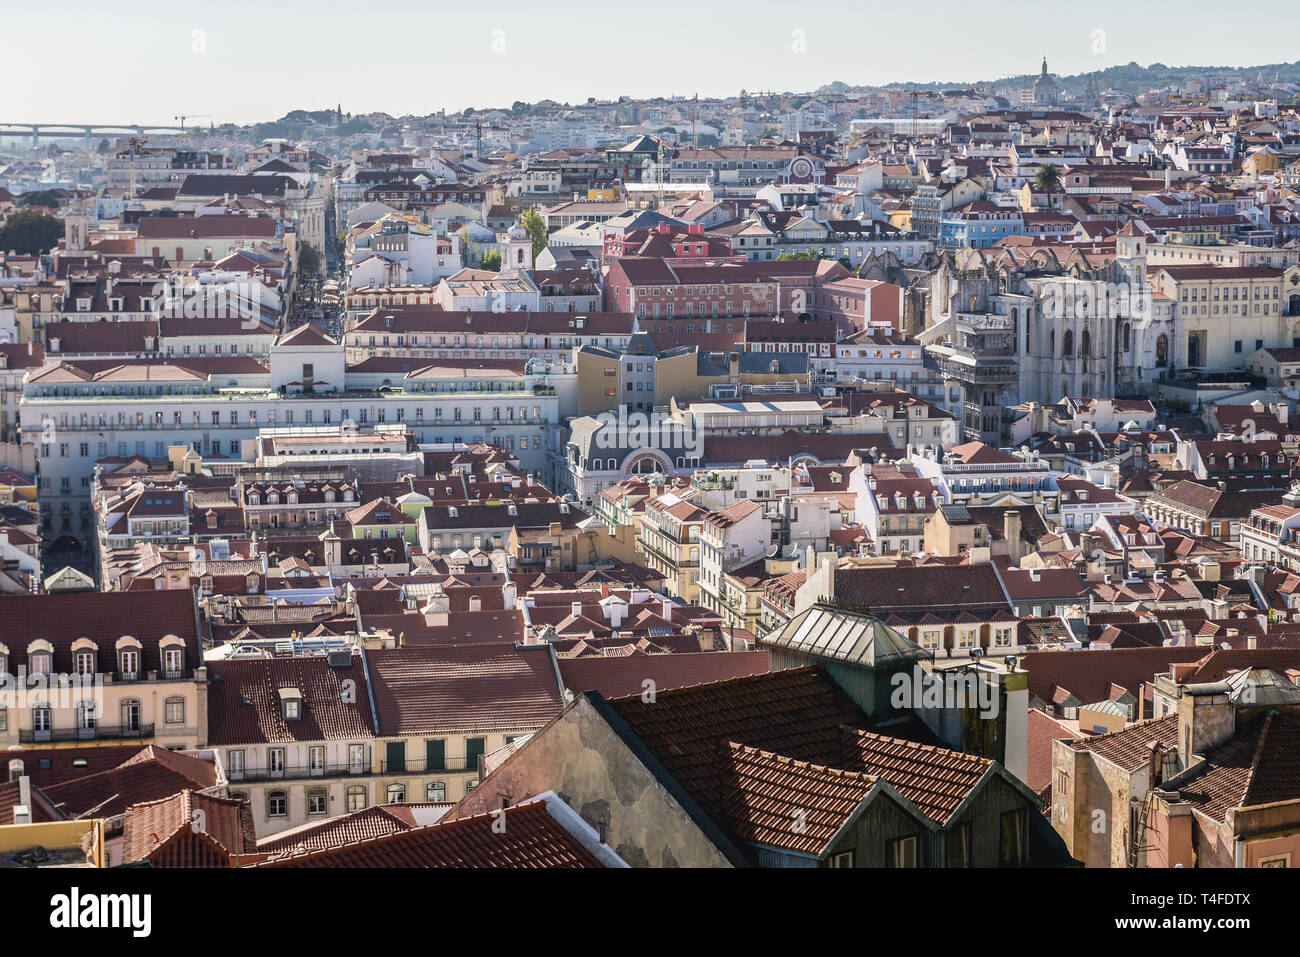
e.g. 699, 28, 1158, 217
0, 210, 63, 255
519, 207, 548, 261
17, 190, 62, 209
480, 248, 502, 271
298, 241, 321, 277
1035, 163, 1061, 210
97, 139, 110, 153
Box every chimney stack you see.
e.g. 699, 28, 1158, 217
1003, 509, 1023, 561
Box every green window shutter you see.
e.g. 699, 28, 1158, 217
385, 740, 406, 773
426, 739, 445, 771
465, 737, 486, 769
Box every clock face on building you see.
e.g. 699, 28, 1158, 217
790, 157, 813, 181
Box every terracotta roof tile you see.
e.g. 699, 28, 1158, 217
254, 800, 603, 868
367, 644, 564, 736
122, 789, 256, 866
206, 655, 375, 745
838, 727, 992, 824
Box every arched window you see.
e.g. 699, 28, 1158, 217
1156, 334, 1169, 367
427, 781, 447, 802
267, 789, 288, 817
1062, 329, 1074, 357
164, 696, 185, 724
386, 783, 407, 803
1049, 330, 1055, 356
346, 785, 368, 811
1122, 322, 1131, 352
307, 788, 328, 815
120, 698, 141, 732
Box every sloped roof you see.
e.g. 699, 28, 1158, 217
205, 655, 375, 745
1178, 711, 1300, 822
121, 790, 256, 866
254, 800, 604, 868
558, 650, 770, 700
366, 644, 564, 736
717, 742, 877, 856
838, 726, 995, 825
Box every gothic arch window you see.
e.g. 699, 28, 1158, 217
1122, 322, 1131, 352
1156, 334, 1168, 367
1080, 329, 1091, 373
1062, 329, 1074, 357
1049, 330, 1055, 356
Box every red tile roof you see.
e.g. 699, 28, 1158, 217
256, 803, 444, 856
1067, 714, 1180, 770
558, 650, 770, 700
122, 789, 256, 866
608, 668, 866, 820
717, 742, 876, 855
205, 655, 375, 745
838, 727, 992, 825
40, 746, 218, 819
254, 800, 604, 868
1178, 711, 1300, 822
1022, 646, 1209, 711
0, 590, 201, 676
366, 644, 564, 736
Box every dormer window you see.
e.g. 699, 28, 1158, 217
163, 646, 184, 678
29, 651, 51, 679
75, 650, 95, 676
278, 687, 303, 721
248, 493, 260, 506
119, 649, 139, 680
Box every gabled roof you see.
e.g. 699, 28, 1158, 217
838, 727, 994, 825
122, 790, 256, 867
717, 742, 879, 856
40, 746, 218, 820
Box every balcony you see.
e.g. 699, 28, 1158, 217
20, 723, 154, 745
229, 761, 373, 783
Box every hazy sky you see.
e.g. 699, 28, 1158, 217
5, 0, 1297, 125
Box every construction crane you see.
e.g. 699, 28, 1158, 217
910, 87, 937, 140
173, 113, 212, 131
126, 135, 146, 197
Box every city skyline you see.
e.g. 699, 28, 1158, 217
7, 0, 1300, 126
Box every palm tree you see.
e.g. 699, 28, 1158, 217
1036, 163, 1061, 210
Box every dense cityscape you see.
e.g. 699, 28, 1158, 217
1, 33, 1299, 899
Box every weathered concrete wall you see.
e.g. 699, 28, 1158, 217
447, 696, 735, 868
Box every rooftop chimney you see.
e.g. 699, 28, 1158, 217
1003, 509, 1023, 561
